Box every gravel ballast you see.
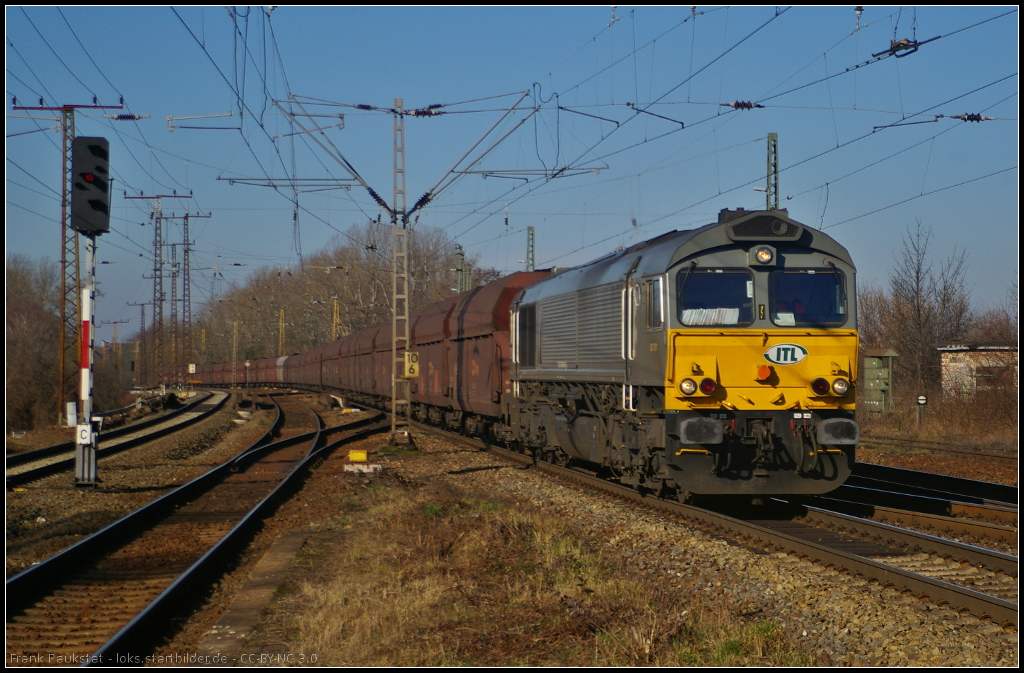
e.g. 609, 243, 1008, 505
392, 437, 1017, 667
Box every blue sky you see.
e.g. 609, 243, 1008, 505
6, 6, 1018, 344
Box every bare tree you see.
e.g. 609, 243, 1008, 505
855, 283, 888, 353
193, 223, 498, 365
858, 222, 972, 395
967, 279, 1018, 346
6, 256, 62, 430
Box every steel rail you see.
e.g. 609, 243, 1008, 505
811, 495, 1018, 544
544, 454, 1020, 626
5, 393, 232, 486
6, 392, 216, 468
411, 424, 1018, 626
87, 413, 387, 664
796, 505, 1017, 576
858, 435, 1018, 463
5, 394, 294, 612
824, 484, 1018, 526
6, 403, 386, 664
850, 462, 1018, 506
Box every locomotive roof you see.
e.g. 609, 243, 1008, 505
522, 209, 855, 299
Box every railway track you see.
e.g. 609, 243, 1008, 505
5, 393, 387, 664
413, 424, 1017, 628
848, 462, 1017, 508
5, 392, 231, 486
858, 435, 1017, 464
810, 494, 1017, 546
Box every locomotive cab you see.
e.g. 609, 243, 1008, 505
662, 209, 858, 495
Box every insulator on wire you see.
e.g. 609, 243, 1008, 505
724, 101, 763, 110
356, 104, 373, 110
951, 113, 993, 123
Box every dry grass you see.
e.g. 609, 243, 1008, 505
860, 387, 1018, 454
249, 478, 813, 667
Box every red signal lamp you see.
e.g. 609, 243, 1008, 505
811, 378, 831, 395
698, 378, 718, 395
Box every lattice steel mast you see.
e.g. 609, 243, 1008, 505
12, 99, 122, 422
391, 99, 411, 444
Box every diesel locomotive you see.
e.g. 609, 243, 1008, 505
182, 208, 859, 502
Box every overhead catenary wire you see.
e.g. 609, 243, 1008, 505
824, 166, 1017, 230
7, 8, 1015, 318
174, 6, 376, 262
433, 8, 792, 246
530, 68, 1017, 268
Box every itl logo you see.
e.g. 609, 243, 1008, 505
764, 343, 808, 365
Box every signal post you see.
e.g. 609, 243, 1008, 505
70, 137, 111, 486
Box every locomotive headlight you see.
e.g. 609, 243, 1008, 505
699, 378, 718, 395
754, 246, 774, 264
679, 378, 697, 395
832, 378, 850, 395
811, 378, 831, 395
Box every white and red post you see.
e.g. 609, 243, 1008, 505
74, 235, 99, 485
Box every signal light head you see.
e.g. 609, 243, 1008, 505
71, 137, 111, 234
811, 378, 831, 395
679, 378, 697, 395
699, 378, 718, 395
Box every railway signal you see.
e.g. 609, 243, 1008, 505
71, 137, 111, 235
70, 137, 111, 486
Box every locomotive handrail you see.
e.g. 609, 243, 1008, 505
620, 286, 627, 360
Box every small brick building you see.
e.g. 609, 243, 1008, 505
936, 343, 1018, 395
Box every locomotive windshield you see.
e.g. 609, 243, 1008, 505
770, 269, 847, 326
677, 268, 754, 326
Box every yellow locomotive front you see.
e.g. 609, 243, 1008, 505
661, 209, 858, 498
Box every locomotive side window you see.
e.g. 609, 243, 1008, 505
645, 278, 664, 329
677, 269, 754, 326
770, 269, 847, 326
518, 304, 538, 366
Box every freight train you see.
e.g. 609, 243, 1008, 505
180, 208, 860, 502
